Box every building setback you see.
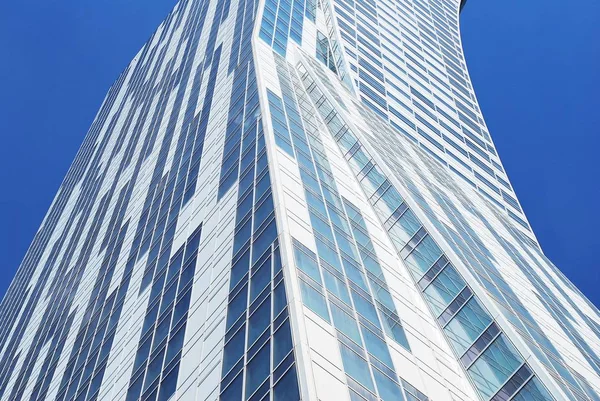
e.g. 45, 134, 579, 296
1, 0, 599, 400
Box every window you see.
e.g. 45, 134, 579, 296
512, 377, 553, 401
404, 235, 442, 278
373, 368, 404, 401
444, 297, 492, 355
468, 335, 523, 399
423, 264, 466, 316
339, 344, 376, 392
293, 242, 321, 284
245, 342, 270, 398
273, 365, 300, 401
273, 320, 293, 367
248, 296, 271, 345
300, 280, 330, 322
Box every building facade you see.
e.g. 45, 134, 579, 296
1, 0, 599, 401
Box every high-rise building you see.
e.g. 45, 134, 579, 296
1, 0, 599, 400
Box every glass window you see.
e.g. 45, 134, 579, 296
373, 369, 405, 401
404, 235, 442, 278
245, 341, 271, 398
222, 326, 245, 374
468, 334, 523, 399
226, 284, 248, 328
351, 290, 380, 326
331, 303, 362, 345
157, 363, 179, 401
424, 264, 466, 316
512, 377, 553, 401
248, 296, 271, 345
273, 282, 287, 318
344, 258, 369, 291
323, 269, 351, 304
221, 373, 243, 401
250, 258, 271, 301
389, 209, 421, 248
273, 320, 293, 367
339, 344, 376, 392
300, 280, 330, 322
273, 365, 300, 401
362, 326, 393, 367
293, 243, 321, 284
230, 250, 249, 291
316, 237, 342, 271
381, 313, 410, 351
444, 297, 492, 355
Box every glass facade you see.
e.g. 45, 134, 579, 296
1, 0, 599, 401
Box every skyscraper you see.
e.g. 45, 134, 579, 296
1, 0, 599, 400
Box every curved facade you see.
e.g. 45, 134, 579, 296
0, 0, 599, 401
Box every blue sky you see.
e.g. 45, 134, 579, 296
0, 0, 598, 308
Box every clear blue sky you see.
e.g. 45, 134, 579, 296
0, 0, 598, 307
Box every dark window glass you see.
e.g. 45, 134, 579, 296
273, 365, 300, 401
245, 341, 271, 398
273, 320, 293, 366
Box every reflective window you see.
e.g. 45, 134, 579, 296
339, 344, 376, 392
444, 297, 492, 355
424, 264, 466, 316
300, 280, 330, 322
512, 377, 554, 401
468, 335, 523, 399
404, 235, 442, 278
245, 342, 271, 397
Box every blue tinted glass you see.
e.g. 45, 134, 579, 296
405, 236, 442, 278
273, 365, 300, 401
273, 320, 293, 366
293, 244, 321, 284
323, 269, 351, 304
300, 281, 330, 322
221, 373, 243, 401
331, 303, 362, 345
339, 344, 375, 392
468, 335, 523, 399
373, 369, 405, 401
351, 290, 380, 326
248, 296, 271, 345
245, 341, 271, 398
222, 326, 245, 374
250, 258, 271, 301
362, 327, 393, 367
512, 377, 553, 401
444, 297, 492, 355
424, 264, 466, 316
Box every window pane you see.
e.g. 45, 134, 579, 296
222, 325, 245, 374
424, 264, 466, 316
468, 334, 523, 399
221, 373, 242, 401
245, 341, 271, 398
404, 235, 442, 278
300, 281, 330, 322
362, 326, 393, 367
323, 269, 351, 304
339, 344, 375, 392
293, 244, 321, 284
248, 296, 271, 345
512, 377, 553, 401
444, 297, 492, 355
273, 365, 300, 401
331, 303, 362, 345
273, 320, 293, 367
373, 369, 405, 401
